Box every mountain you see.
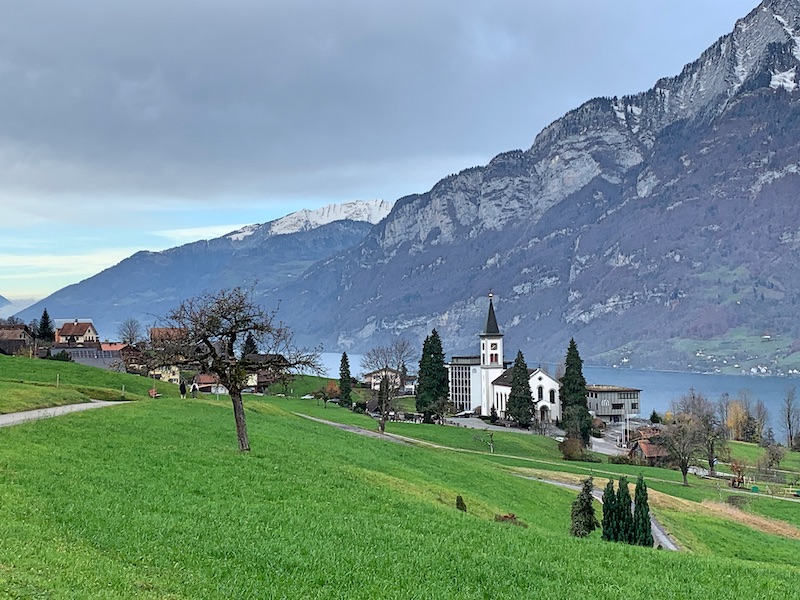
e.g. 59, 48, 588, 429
272, 0, 800, 373
16, 200, 392, 336
17, 0, 800, 374
0, 295, 9, 309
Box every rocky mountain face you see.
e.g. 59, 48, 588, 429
274, 0, 800, 373
16, 203, 387, 336
17, 0, 800, 373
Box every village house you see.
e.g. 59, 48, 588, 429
54, 319, 100, 348
362, 367, 402, 391
628, 439, 669, 466
0, 324, 34, 356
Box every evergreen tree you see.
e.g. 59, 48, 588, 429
506, 350, 533, 428
37, 308, 55, 342
416, 329, 448, 423
241, 332, 258, 358
570, 477, 599, 538
633, 475, 654, 547
489, 405, 499, 424
339, 352, 353, 408
616, 476, 634, 544
559, 338, 591, 446
601, 479, 617, 542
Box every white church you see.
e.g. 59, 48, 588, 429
447, 294, 562, 423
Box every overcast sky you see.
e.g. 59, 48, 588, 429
0, 0, 759, 303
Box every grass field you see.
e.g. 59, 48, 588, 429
1, 356, 800, 597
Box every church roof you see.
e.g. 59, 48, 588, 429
482, 295, 501, 336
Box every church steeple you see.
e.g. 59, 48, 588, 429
483, 293, 501, 336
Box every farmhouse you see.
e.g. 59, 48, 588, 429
0, 324, 34, 356
54, 319, 100, 347
362, 367, 402, 391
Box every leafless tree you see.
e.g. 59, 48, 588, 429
675, 389, 727, 476
153, 287, 321, 451
782, 387, 798, 449
753, 399, 770, 444
657, 412, 703, 485
474, 430, 495, 453
360, 338, 416, 431
117, 318, 144, 345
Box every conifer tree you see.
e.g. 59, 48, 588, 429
570, 477, 599, 538
616, 476, 634, 544
37, 308, 55, 342
339, 352, 353, 408
506, 350, 533, 427
416, 329, 448, 423
241, 332, 258, 358
559, 338, 592, 446
601, 479, 618, 542
633, 475, 654, 547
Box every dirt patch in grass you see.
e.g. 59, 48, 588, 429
699, 500, 800, 541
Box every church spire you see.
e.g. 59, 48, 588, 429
483, 293, 501, 336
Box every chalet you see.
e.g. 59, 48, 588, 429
54, 319, 100, 348
244, 353, 290, 392
0, 324, 34, 356
628, 439, 669, 466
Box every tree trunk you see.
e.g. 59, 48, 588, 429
379, 417, 386, 434
230, 392, 250, 452
681, 464, 689, 486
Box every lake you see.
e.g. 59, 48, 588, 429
319, 353, 796, 433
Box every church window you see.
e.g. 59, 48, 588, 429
538, 386, 543, 401
549, 389, 555, 404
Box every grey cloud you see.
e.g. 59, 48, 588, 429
0, 0, 757, 203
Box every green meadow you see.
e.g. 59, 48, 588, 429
1, 356, 799, 598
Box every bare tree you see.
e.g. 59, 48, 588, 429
676, 389, 727, 476
361, 338, 416, 432
154, 287, 321, 451
782, 387, 798, 449
118, 318, 144, 345
753, 399, 770, 444
657, 412, 703, 486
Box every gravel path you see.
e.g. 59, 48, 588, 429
0, 400, 128, 428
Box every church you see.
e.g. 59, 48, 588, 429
447, 294, 562, 423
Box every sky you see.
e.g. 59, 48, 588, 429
0, 0, 759, 305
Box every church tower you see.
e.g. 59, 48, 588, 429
479, 293, 504, 416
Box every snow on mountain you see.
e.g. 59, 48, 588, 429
226, 200, 393, 241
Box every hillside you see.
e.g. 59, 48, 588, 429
1, 386, 799, 597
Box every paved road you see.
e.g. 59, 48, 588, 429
0, 400, 128, 428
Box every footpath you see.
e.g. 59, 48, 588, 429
0, 400, 127, 428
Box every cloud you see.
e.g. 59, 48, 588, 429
0, 0, 755, 206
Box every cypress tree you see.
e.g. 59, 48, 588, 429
506, 350, 533, 428
570, 477, 599, 538
416, 329, 448, 423
601, 479, 617, 542
37, 308, 55, 342
616, 476, 634, 544
339, 352, 353, 408
559, 338, 591, 446
633, 475, 654, 547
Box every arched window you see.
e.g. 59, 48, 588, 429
538, 386, 544, 401
549, 389, 556, 404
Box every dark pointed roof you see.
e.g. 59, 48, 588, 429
482, 294, 501, 336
